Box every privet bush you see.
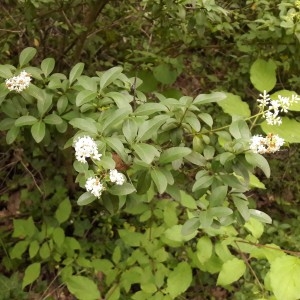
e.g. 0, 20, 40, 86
1, 48, 300, 299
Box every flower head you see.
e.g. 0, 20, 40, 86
5, 70, 32, 92
73, 136, 101, 163
85, 176, 104, 198
109, 169, 125, 185
250, 133, 284, 154
257, 90, 300, 126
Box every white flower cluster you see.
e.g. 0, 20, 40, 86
73, 136, 102, 163
85, 176, 104, 198
249, 133, 284, 154
257, 90, 300, 126
73, 136, 126, 198
109, 169, 126, 185
5, 70, 32, 92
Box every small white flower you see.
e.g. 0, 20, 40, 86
85, 176, 104, 198
109, 169, 125, 185
257, 90, 271, 107
250, 134, 284, 154
264, 110, 282, 126
257, 91, 300, 126
5, 70, 32, 92
73, 136, 101, 163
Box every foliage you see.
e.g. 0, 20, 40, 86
0, 47, 299, 300
1, 0, 300, 299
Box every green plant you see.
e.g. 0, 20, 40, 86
1, 47, 300, 299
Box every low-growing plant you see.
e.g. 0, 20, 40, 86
1, 47, 300, 300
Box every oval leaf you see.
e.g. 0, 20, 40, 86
19, 47, 37, 68
41, 58, 55, 77
218, 93, 251, 118
166, 262, 192, 298
22, 262, 41, 289
31, 120, 46, 143
69, 118, 98, 134
159, 147, 192, 164
217, 258, 246, 286
76, 90, 97, 107
270, 256, 300, 300
69, 62, 84, 85
66, 275, 100, 300
77, 192, 97, 206
250, 59, 277, 92
15, 116, 38, 127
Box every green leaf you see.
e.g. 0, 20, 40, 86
118, 230, 144, 247
166, 262, 192, 298
229, 119, 251, 139
250, 59, 277, 92
31, 120, 46, 143
192, 175, 213, 192
208, 185, 228, 207
69, 118, 98, 134
55, 198, 72, 223
41, 58, 55, 77
0, 64, 15, 78
99, 66, 123, 90
134, 103, 168, 116
19, 47, 37, 67
233, 197, 250, 221
37, 93, 53, 116
218, 93, 251, 118
199, 113, 213, 127
164, 225, 197, 244
261, 117, 300, 143
39, 242, 50, 259
270, 256, 300, 300
76, 90, 97, 106
15, 116, 38, 127
77, 192, 97, 206
249, 209, 272, 224
10, 241, 29, 259
244, 217, 264, 238
66, 275, 100, 300
133, 143, 160, 164
151, 168, 168, 194
12, 217, 36, 238
6, 126, 20, 145
217, 258, 246, 286
57, 96, 69, 114
179, 190, 197, 209
122, 118, 138, 144
69, 63, 84, 85
137, 115, 169, 142
43, 114, 63, 125
106, 91, 132, 108
245, 152, 270, 178
102, 107, 132, 133
22, 263, 41, 289
194, 92, 226, 105
197, 236, 213, 264
159, 147, 192, 164
153, 64, 177, 85
109, 182, 136, 196
52, 227, 65, 247
29, 240, 39, 259
208, 207, 233, 219
105, 137, 128, 162
136, 170, 152, 194
181, 218, 200, 235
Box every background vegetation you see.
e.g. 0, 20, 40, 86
1, 0, 300, 299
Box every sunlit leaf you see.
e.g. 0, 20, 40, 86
217, 258, 246, 286
250, 59, 277, 92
